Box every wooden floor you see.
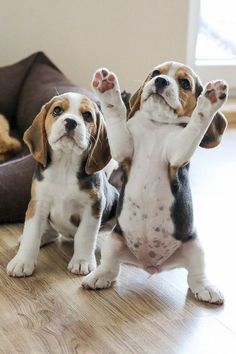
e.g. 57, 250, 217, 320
0, 130, 236, 354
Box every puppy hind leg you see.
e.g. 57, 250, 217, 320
157, 247, 185, 272
82, 231, 137, 290
181, 239, 224, 305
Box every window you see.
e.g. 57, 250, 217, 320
188, 0, 236, 94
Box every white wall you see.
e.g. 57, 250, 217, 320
0, 0, 189, 92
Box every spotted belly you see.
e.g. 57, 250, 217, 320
125, 230, 180, 266
119, 195, 181, 267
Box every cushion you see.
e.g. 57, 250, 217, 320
0, 52, 97, 224
0, 53, 40, 128
16, 52, 96, 136
0, 155, 36, 223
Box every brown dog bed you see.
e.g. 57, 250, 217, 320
0, 52, 97, 223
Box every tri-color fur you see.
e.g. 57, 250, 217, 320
7, 92, 118, 277
82, 62, 228, 305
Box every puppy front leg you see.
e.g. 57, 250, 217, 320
92, 68, 134, 162
7, 200, 49, 277
68, 206, 101, 275
167, 81, 228, 167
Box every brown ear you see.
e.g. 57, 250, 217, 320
85, 110, 111, 174
200, 111, 227, 148
128, 74, 151, 119
23, 98, 54, 166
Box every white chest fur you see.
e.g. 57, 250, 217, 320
36, 153, 91, 238
119, 116, 181, 266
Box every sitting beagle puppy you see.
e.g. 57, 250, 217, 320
82, 63, 228, 305
7, 92, 118, 277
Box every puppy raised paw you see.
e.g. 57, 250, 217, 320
91, 68, 123, 109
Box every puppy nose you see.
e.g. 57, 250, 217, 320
155, 77, 169, 90
64, 118, 77, 131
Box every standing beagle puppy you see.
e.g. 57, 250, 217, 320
82, 62, 228, 305
7, 92, 118, 277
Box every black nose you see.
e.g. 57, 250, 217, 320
155, 77, 169, 90
64, 118, 77, 131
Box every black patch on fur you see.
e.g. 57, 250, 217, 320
34, 153, 51, 181
200, 112, 226, 148
113, 221, 124, 236
112, 164, 130, 236
77, 158, 119, 222
101, 172, 119, 224
34, 163, 44, 181
77, 159, 101, 190
178, 123, 187, 128
70, 214, 81, 227
195, 81, 203, 99
121, 90, 131, 112
115, 170, 128, 219
170, 164, 197, 242
199, 130, 214, 147
77, 162, 102, 219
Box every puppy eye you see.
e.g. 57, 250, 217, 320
151, 70, 160, 78
82, 111, 93, 122
179, 79, 191, 90
53, 106, 64, 116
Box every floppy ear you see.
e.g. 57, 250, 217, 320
85, 110, 111, 174
23, 98, 54, 167
195, 79, 203, 99
128, 74, 151, 119
200, 111, 227, 148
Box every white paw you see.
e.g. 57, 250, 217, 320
198, 80, 228, 116
7, 255, 36, 277
91, 68, 121, 106
81, 269, 116, 290
68, 254, 96, 275
190, 284, 224, 305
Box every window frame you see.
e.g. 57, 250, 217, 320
187, 0, 236, 96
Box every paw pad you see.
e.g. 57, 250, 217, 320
204, 80, 228, 104
92, 68, 118, 93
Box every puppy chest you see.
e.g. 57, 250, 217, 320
49, 186, 90, 237
120, 145, 175, 232
119, 125, 181, 266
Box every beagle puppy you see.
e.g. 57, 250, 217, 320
7, 92, 118, 277
82, 62, 228, 305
